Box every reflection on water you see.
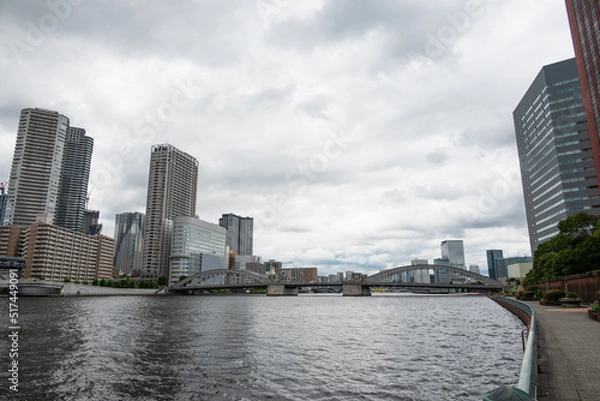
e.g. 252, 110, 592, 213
0, 294, 523, 400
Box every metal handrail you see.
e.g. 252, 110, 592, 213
484, 296, 537, 400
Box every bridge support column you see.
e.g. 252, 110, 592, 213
343, 282, 371, 296
267, 284, 298, 296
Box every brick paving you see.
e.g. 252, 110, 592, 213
527, 301, 600, 400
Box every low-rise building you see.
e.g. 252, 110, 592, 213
0, 222, 114, 281
169, 216, 227, 284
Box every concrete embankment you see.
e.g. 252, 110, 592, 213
61, 283, 163, 296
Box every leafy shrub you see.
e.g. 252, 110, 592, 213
591, 303, 600, 312
566, 291, 578, 299
543, 289, 566, 301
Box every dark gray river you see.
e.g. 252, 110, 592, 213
1, 294, 524, 400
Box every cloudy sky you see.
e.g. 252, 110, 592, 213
0, 0, 576, 276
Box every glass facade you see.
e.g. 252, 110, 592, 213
169, 216, 227, 284
486, 249, 503, 280
514, 58, 600, 252
218, 213, 253, 255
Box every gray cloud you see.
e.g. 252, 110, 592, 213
0, 0, 574, 276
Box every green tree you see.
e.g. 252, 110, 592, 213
157, 276, 168, 286
526, 212, 600, 282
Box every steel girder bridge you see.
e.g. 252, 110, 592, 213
168, 264, 502, 296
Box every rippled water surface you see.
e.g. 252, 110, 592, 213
0, 294, 524, 400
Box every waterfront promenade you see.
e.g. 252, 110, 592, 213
528, 301, 600, 400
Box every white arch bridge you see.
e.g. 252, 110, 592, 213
169, 264, 502, 296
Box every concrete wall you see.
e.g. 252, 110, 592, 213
529, 271, 600, 303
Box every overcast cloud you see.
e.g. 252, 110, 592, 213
0, 0, 575, 276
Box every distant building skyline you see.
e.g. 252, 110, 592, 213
141, 144, 199, 282
514, 58, 600, 251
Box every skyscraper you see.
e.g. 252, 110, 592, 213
565, 1, 600, 184
218, 213, 254, 255
4, 108, 69, 227
514, 58, 600, 251
486, 249, 503, 280
114, 212, 145, 276
440, 240, 465, 269
141, 144, 198, 282
55, 127, 93, 232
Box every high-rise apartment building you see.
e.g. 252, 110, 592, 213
218, 213, 254, 255
55, 127, 93, 232
141, 144, 198, 282
4, 108, 69, 227
514, 58, 600, 251
486, 249, 504, 280
114, 212, 145, 276
3, 108, 93, 231
565, 1, 600, 184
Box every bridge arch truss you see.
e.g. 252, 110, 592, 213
365, 264, 501, 286
171, 269, 270, 289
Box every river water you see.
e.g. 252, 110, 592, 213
1, 294, 524, 401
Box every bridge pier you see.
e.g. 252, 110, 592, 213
267, 284, 298, 296
342, 282, 371, 296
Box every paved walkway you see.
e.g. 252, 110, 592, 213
527, 301, 600, 400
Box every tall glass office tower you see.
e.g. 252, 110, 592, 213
114, 212, 145, 276
514, 58, 600, 252
486, 249, 504, 280
141, 144, 198, 282
219, 213, 254, 255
